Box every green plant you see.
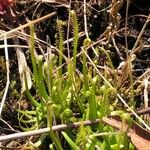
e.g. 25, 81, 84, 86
16, 10, 135, 149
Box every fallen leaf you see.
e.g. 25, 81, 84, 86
14, 38, 32, 92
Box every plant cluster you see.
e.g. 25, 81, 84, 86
0, 0, 150, 149
15, 9, 136, 149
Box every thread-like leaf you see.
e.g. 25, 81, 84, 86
70, 10, 79, 70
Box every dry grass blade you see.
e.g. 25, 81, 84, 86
0, 35, 10, 116
0, 12, 57, 40
39, 0, 69, 8
144, 79, 149, 108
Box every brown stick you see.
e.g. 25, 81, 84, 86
0, 119, 100, 142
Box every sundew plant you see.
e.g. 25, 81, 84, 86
16, 10, 136, 150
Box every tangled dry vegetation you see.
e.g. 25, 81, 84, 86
0, 0, 150, 149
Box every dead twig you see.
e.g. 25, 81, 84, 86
0, 119, 100, 142
131, 14, 150, 52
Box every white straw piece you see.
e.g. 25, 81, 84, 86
0, 35, 10, 116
